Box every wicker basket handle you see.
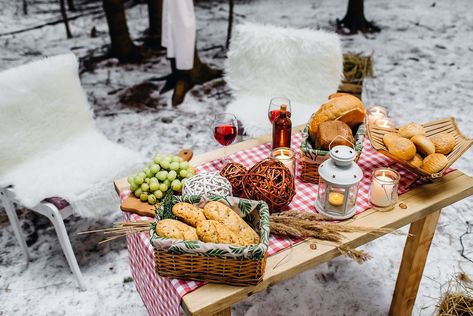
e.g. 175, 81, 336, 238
328, 135, 355, 151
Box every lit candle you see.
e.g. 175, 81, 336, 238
375, 118, 396, 129
370, 168, 400, 209
328, 192, 344, 206
367, 106, 389, 117
270, 147, 296, 176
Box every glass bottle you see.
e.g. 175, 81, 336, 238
272, 104, 292, 149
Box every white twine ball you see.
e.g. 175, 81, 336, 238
182, 172, 232, 197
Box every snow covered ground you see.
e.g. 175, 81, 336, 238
1, 0, 473, 315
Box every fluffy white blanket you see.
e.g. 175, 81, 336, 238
0, 54, 141, 217
225, 23, 343, 137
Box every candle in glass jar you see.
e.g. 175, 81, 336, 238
370, 168, 400, 208
375, 118, 396, 129
368, 112, 386, 125
270, 147, 296, 176
367, 106, 389, 117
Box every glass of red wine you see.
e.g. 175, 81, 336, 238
268, 97, 292, 124
212, 113, 238, 165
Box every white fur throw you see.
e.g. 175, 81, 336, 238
0, 54, 141, 217
225, 23, 343, 137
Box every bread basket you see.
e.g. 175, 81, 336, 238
150, 194, 270, 286
367, 117, 473, 179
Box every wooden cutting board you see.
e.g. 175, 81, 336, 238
120, 149, 193, 217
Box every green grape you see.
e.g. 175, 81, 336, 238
153, 154, 163, 164
179, 169, 188, 178
179, 161, 189, 170
127, 176, 135, 184
172, 156, 183, 163
138, 172, 146, 179
156, 170, 168, 181
141, 183, 150, 192
163, 179, 171, 187
159, 183, 169, 192
160, 160, 170, 170
149, 182, 160, 191
148, 194, 157, 205
154, 190, 163, 199
144, 168, 152, 177
145, 178, 150, 184
171, 179, 182, 191
140, 192, 148, 202
134, 188, 142, 198
134, 176, 144, 185
167, 170, 177, 181
150, 164, 160, 174
165, 155, 173, 162
150, 177, 158, 183
169, 162, 180, 171
181, 178, 188, 187
130, 183, 138, 191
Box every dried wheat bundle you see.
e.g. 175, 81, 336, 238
78, 221, 153, 244
437, 273, 473, 315
343, 53, 373, 82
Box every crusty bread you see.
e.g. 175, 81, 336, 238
411, 135, 435, 156
315, 120, 355, 150
431, 133, 456, 155
422, 153, 448, 174
172, 202, 206, 227
196, 220, 245, 246
398, 122, 426, 138
383, 132, 417, 161
308, 93, 365, 142
408, 153, 423, 168
155, 219, 198, 241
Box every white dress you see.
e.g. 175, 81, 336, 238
162, 0, 196, 70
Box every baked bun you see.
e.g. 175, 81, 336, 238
308, 93, 365, 142
422, 153, 448, 174
411, 135, 435, 156
398, 122, 426, 138
431, 133, 456, 155
316, 120, 355, 150
383, 133, 416, 161
408, 153, 423, 168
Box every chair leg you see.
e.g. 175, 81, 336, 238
39, 203, 87, 291
0, 189, 31, 262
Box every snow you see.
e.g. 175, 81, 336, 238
1, 0, 473, 315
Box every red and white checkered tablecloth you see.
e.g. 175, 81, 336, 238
120, 132, 430, 316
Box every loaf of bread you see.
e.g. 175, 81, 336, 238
196, 220, 245, 246
431, 133, 456, 155
398, 122, 426, 138
172, 202, 206, 227
155, 219, 198, 241
203, 201, 259, 245
411, 135, 435, 156
383, 132, 416, 161
315, 120, 355, 150
408, 153, 423, 168
422, 153, 448, 174
308, 93, 365, 142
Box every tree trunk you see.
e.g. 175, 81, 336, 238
23, 0, 28, 15
146, 0, 163, 49
336, 0, 380, 34
67, 0, 76, 11
102, 0, 141, 62
226, 0, 234, 49
161, 49, 222, 106
60, 0, 73, 39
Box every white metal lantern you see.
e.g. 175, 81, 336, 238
315, 145, 363, 220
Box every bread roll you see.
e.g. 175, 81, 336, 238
408, 153, 423, 168
411, 135, 435, 156
203, 201, 259, 245
383, 133, 416, 161
155, 219, 198, 241
172, 202, 206, 227
422, 153, 448, 174
196, 220, 245, 246
308, 94, 365, 141
398, 122, 426, 138
315, 120, 355, 150
431, 133, 456, 155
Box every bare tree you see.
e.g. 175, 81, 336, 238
67, 0, 76, 11
102, 0, 141, 62
146, 0, 163, 49
226, 0, 234, 49
22, 0, 28, 15
336, 0, 380, 34
60, 0, 73, 39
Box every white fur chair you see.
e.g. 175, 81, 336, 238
225, 23, 343, 137
0, 54, 140, 290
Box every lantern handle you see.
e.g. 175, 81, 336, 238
328, 135, 355, 151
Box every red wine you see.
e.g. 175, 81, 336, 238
269, 109, 292, 123
214, 125, 237, 146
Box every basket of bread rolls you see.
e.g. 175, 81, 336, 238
367, 117, 473, 179
150, 194, 270, 286
300, 93, 366, 183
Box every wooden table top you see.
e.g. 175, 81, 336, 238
113, 125, 473, 316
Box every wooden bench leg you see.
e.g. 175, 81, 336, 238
389, 209, 441, 316
210, 307, 231, 316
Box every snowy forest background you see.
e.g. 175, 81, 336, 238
1, 0, 473, 315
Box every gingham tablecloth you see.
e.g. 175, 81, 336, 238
121, 132, 426, 316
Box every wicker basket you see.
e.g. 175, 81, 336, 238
367, 117, 473, 179
151, 195, 270, 286
338, 79, 363, 99
300, 124, 365, 183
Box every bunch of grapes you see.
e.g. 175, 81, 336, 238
127, 154, 195, 205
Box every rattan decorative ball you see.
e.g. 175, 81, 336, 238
182, 172, 232, 197
242, 158, 295, 212
219, 163, 248, 196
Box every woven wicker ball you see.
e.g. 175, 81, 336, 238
219, 163, 248, 196
242, 158, 295, 212
182, 172, 232, 197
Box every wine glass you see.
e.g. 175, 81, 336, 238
268, 97, 292, 124
212, 113, 238, 165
